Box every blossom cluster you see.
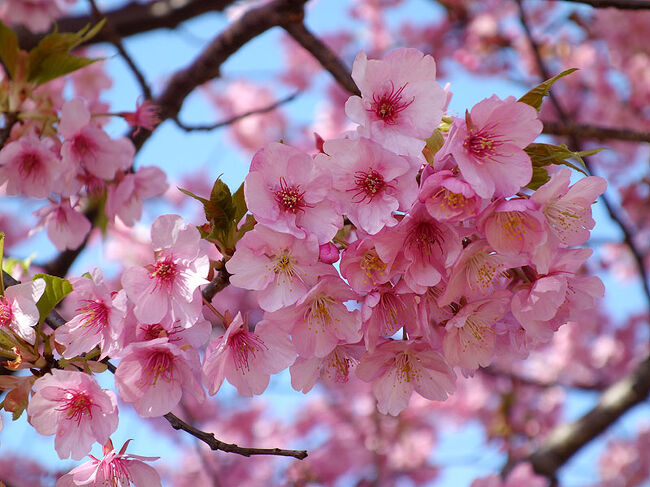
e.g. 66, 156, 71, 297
222, 47, 606, 415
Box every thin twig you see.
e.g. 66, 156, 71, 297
542, 121, 650, 143
87, 0, 153, 100
554, 0, 650, 9
282, 21, 360, 96
174, 91, 300, 132
481, 367, 608, 391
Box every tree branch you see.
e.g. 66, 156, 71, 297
481, 367, 608, 391
542, 121, 650, 143
282, 21, 360, 96
555, 0, 650, 9
528, 354, 650, 477
174, 91, 300, 132
16, 0, 237, 51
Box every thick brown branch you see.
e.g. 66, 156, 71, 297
175, 91, 300, 132
282, 21, 360, 96
542, 121, 650, 143
529, 354, 650, 477
555, 0, 650, 9
163, 412, 308, 459
203, 264, 231, 302
16, 0, 237, 51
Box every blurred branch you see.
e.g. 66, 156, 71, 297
528, 354, 650, 476
87, 0, 152, 100
481, 367, 609, 391
556, 0, 650, 9
282, 21, 360, 96
542, 121, 650, 143
16, 0, 237, 51
174, 91, 301, 132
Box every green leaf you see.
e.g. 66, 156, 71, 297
26, 20, 105, 85
32, 273, 73, 324
423, 129, 445, 164
526, 166, 551, 190
209, 179, 236, 224
0, 21, 19, 79
524, 143, 604, 176
518, 68, 578, 111
177, 186, 209, 205
232, 182, 248, 224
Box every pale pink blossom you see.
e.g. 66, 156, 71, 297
0, 134, 61, 198
531, 168, 607, 246
27, 369, 118, 460
339, 235, 402, 293
105, 166, 168, 226
115, 338, 204, 417
121, 214, 209, 324
54, 269, 127, 359
436, 95, 542, 198
345, 48, 446, 156
244, 142, 341, 243
0, 278, 46, 344
34, 199, 92, 251
290, 344, 364, 393
318, 136, 418, 234
60, 98, 134, 181
202, 312, 295, 396
356, 339, 455, 415
470, 462, 548, 487
226, 224, 331, 311
0, 0, 69, 33
56, 439, 161, 487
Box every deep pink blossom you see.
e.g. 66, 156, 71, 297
0, 134, 61, 198
436, 95, 542, 198
0, 278, 46, 344
318, 136, 418, 234
244, 142, 341, 243
345, 48, 446, 156
27, 369, 118, 460
122, 98, 160, 135
56, 439, 161, 487
115, 338, 204, 417
202, 312, 295, 396
356, 339, 455, 415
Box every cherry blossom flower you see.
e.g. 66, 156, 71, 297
0, 278, 46, 344
339, 235, 402, 294
356, 339, 455, 415
436, 95, 542, 198
531, 168, 607, 246
244, 142, 341, 243
122, 98, 160, 135
0, 0, 68, 33
34, 199, 92, 251
105, 166, 168, 226
470, 462, 548, 487
0, 134, 61, 198
345, 48, 446, 156
318, 136, 418, 234
227, 224, 331, 311
27, 369, 118, 460
60, 98, 134, 181
56, 439, 161, 487
115, 338, 204, 417
418, 168, 484, 222
290, 343, 365, 393
121, 214, 209, 324
202, 312, 295, 396
54, 269, 127, 359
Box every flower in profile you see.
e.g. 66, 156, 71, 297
122, 98, 161, 136
56, 439, 161, 487
27, 369, 119, 460
0, 278, 46, 345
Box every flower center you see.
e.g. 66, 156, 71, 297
307, 295, 338, 331
369, 82, 414, 125
18, 152, 41, 177
75, 299, 109, 332
0, 297, 13, 328
394, 352, 420, 384
230, 329, 268, 371
143, 350, 175, 386
408, 222, 444, 257
494, 211, 536, 242
274, 177, 308, 214
324, 349, 358, 383
57, 389, 96, 425
273, 251, 296, 277
150, 256, 178, 290
464, 130, 499, 158
141, 323, 169, 341
360, 249, 386, 284
72, 134, 96, 156
353, 169, 386, 202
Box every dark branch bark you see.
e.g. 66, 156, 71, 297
529, 354, 650, 476
555, 0, 650, 9
542, 121, 650, 143
282, 21, 360, 96
16, 0, 237, 51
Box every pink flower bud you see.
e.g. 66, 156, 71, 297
319, 242, 340, 264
